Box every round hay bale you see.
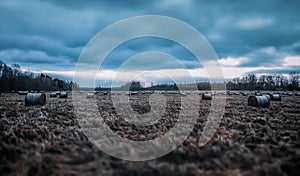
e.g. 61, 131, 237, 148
86, 93, 94, 99
264, 94, 271, 100
270, 94, 281, 101
25, 93, 46, 106
202, 93, 212, 100
129, 91, 138, 96
50, 92, 57, 98
59, 91, 68, 98
248, 95, 270, 108
18, 91, 28, 95
227, 91, 233, 95
180, 92, 187, 96
254, 91, 262, 96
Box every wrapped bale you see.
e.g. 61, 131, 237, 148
59, 91, 68, 98
264, 94, 271, 100
202, 93, 212, 100
56, 91, 61, 96
295, 92, 300, 96
146, 91, 153, 94
25, 93, 46, 106
180, 92, 187, 96
227, 91, 233, 95
129, 91, 138, 96
248, 95, 270, 108
50, 92, 57, 98
254, 91, 262, 96
269, 94, 281, 101
18, 91, 28, 95
86, 93, 94, 99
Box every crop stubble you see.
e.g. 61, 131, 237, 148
0, 92, 299, 175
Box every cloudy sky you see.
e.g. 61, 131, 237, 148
0, 0, 299, 87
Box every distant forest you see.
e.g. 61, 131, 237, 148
108, 72, 299, 91
0, 60, 75, 92
0, 60, 299, 92
226, 73, 299, 91
111, 73, 299, 91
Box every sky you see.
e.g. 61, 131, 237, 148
0, 0, 299, 87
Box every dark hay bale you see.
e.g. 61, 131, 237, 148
50, 92, 57, 98
25, 93, 46, 106
18, 91, 28, 95
240, 92, 248, 96
269, 94, 281, 101
86, 93, 94, 99
202, 93, 212, 100
248, 95, 270, 108
59, 91, 68, 98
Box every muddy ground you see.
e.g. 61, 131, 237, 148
0, 92, 299, 175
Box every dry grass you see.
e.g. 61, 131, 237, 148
0, 92, 299, 175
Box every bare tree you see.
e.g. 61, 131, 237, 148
275, 74, 283, 89
289, 72, 299, 90
0, 60, 74, 92
248, 74, 257, 90
266, 75, 275, 90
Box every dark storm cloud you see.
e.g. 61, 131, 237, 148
280, 42, 300, 55
238, 47, 286, 67
0, 0, 299, 75
182, 0, 300, 65
48, 0, 156, 10
101, 37, 200, 70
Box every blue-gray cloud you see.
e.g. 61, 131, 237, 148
0, 0, 299, 83
101, 37, 200, 70
238, 47, 286, 67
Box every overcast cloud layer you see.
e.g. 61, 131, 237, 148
0, 0, 299, 86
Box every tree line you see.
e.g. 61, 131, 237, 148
226, 73, 299, 91
1, 60, 299, 92
0, 61, 75, 92
114, 73, 299, 91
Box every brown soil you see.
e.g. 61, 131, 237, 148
0, 92, 299, 175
